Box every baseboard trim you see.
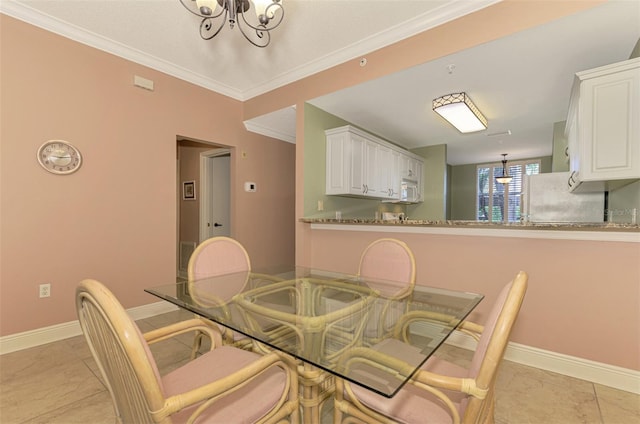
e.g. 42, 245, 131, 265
445, 332, 640, 395
0, 301, 178, 355
1, 305, 637, 394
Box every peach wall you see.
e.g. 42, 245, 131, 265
0, 15, 295, 336
301, 228, 640, 371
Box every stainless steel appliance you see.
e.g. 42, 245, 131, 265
522, 172, 605, 223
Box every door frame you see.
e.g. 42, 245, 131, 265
199, 149, 231, 243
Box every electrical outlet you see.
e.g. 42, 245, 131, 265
39, 283, 51, 298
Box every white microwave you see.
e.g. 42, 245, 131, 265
400, 179, 420, 203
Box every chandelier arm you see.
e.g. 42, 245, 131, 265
238, 2, 284, 32
178, 0, 225, 19
236, 20, 271, 48
200, 15, 227, 40
179, 0, 284, 46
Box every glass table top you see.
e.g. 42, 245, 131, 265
145, 266, 483, 398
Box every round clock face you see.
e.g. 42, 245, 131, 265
37, 140, 82, 175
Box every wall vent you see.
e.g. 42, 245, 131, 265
179, 241, 197, 273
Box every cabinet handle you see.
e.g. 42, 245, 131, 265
565, 146, 569, 157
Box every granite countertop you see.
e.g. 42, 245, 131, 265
300, 218, 640, 232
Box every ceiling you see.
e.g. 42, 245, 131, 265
307, 1, 640, 165
3, 1, 639, 165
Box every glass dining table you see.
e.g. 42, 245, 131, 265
145, 266, 483, 423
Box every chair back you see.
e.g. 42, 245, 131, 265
188, 236, 251, 281
76, 279, 168, 424
358, 238, 416, 297
463, 271, 528, 423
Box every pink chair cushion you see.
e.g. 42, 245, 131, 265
348, 355, 468, 424
164, 346, 286, 423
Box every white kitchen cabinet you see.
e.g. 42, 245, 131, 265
400, 154, 416, 180
325, 126, 378, 197
377, 145, 401, 200
325, 125, 419, 201
565, 57, 640, 192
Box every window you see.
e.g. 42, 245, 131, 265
477, 160, 540, 222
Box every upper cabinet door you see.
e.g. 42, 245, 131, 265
377, 145, 400, 199
325, 129, 351, 195
580, 64, 639, 178
349, 133, 367, 195
566, 58, 640, 192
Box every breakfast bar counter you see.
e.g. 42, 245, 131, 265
300, 218, 640, 243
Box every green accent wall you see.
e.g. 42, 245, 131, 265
552, 121, 570, 172
450, 163, 479, 220
304, 103, 391, 219
408, 144, 447, 220
608, 180, 640, 223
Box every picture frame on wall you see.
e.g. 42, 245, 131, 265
183, 180, 196, 200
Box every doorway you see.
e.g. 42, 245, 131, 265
176, 139, 231, 278
199, 149, 231, 241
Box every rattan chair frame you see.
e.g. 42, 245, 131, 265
187, 236, 254, 352
357, 238, 417, 344
76, 279, 299, 424
333, 271, 528, 424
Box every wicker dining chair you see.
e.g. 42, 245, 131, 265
357, 238, 417, 343
334, 271, 528, 424
187, 236, 254, 352
76, 279, 299, 424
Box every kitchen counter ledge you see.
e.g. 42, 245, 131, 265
301, 218, 640, 243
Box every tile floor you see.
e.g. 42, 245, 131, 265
1, 309, 638, 424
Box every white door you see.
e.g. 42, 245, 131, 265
200, 150, 230, 241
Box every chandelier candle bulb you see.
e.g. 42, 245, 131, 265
195, 0, 217, 15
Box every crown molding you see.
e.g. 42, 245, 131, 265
1, 0, 499, 102
243, 120, 296, 144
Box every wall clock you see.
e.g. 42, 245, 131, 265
37, 140, 82, 175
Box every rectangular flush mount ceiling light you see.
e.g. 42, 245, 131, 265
432, 92, 488, 133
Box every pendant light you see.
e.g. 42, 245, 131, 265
495, 154, 513, 184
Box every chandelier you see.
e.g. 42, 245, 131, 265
179, 0, 284, 47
